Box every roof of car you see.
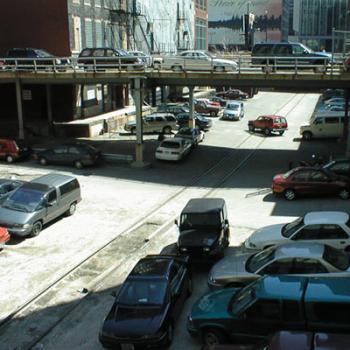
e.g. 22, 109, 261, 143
130, 256, 174, 278
274, 242, 325, 260
260, 115, 285, 119
31, 173, 77, 187
181, 198, 226, 214
304, 211, 349, 225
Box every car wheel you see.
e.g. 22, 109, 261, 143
5, 155, 14, 163
171, 65, 182, 72
39, 157, 47, 166
279, 131, 285, 135
166, 323, 174, 346
210, 111, 217, 117
163, 126, 172, 134
339, 188, 350, 200
66, 202, 77, 216
264, 128, 271, 136
248, 124, 254, 132
74, 160, 83, 169
30, 221, 42, 237
214, 66, 225, 72
130, 127, 136, 135
284, 189, 296, 201
302, 131, 312, 140
202, 328, 228, 346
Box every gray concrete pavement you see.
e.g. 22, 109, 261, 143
0, 92, 349, 350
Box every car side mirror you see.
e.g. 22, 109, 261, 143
174, 219, 178, 226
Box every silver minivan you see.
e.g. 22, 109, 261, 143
0, 173, 81, 237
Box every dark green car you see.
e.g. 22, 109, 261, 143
187, 275, 350, 347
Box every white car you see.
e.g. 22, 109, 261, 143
161, 50, 237, 72
155, 138, 192, 162
175, 127, 204, 147
208, 242, 350, 290
128, 50, 153, 67
245, 211, 350, 251
221, 101, 244, 120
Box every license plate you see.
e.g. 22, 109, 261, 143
121, 344, 134, 350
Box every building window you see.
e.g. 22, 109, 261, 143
195, 18, 207, 50
95, 20, 103, 47
95, 0, 101, 7
195, 0, 207, 11
73, 16, 82, 52
85, 18, 93, 47
73, 0, 80, 3
84, 0, 91, 6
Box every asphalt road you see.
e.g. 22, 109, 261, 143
0, 91, 349, 350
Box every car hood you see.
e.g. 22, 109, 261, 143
0, 206, 34, 225
213, 58, 237, 66
102, 303, 166, 338
209, 250, 253, 282
190, 288, 238, 320
178, 229, 220, 247
224, 109, 239, 115
314, 51, 331, 58
246, 224, 287, 249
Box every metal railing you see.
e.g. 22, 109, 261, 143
0, 54, 345, 74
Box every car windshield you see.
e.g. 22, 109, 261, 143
178, 128, 192, 135
323, 245, 350, 270
282, 168, 297, 179
281, 217, 304, 238
231, 281, 258, 315
227, 104, 239, 110
246, 247, 276, 273
160, 141, 180, 149
118, 279, 167, 306
197, 115, 207, 121
35, 49, 53, 58
180, 213, 221, 229
3, 188, 45, 212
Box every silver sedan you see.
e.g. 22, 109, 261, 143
208, 242, 350, 290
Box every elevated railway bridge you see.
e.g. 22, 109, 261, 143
1, 65, 350, 164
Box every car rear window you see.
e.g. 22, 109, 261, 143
161, 141, 180, 149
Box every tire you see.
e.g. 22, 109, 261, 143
302, 131, 312, 140
66, 202, 77, 216
284, 189, 296, 201
339, 188, 350, 200
163, 126, 172, 134
202, 328, 228, 346
30, 221, 42, 237
166, 323, 174, 347
130, 127, 136, 135
248, 124, 254, 132
74, 160, 83, 169
5, 155, 14, 163
171, 65, 182, 72
210, 111, 217, 117
214, 66, 225, 72
279, 131, 285, 135
264, 128, 271, 136
39, 157, 48, 166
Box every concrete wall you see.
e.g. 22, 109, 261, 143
0, 0, 70, 56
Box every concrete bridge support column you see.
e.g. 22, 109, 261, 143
15, 79, 24, 140
131, 77, 149, 168
188, 86, 195, 128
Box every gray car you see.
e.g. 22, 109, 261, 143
208, 242, 350, 290
0, 173, 81, 237
221, 101, 244, 120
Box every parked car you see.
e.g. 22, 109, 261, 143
195, 98, 221, 107
157, 103, 190, 116
175, 127, 204, 147
0, 227, 10, 248
99, 254, 192, 349
175, 198, 230, 260
176, 113, 212, 131
0, 138, 31, 163
245, 211, 350, 251
216, 89, 249, 100
4, 48, 70, 70
155, 138, 192, 162
272, 167, 350, 200
36, 143, 101, 169
78, 47, 144, 70
128, 50, 153, 67
248, 115, 288, 135
343, 56, 350, 72
317, 104, 346, 112
208, 242, 350, 290
125, 113, 178, 134
321, 89, 344, 101
323, 97, 346, 106
161, 50, 237, 72
187, 275, 350, 346
210, 96, 228, 107
0, 179, 25, 199
0, 173, 81, 237
323, 158, 350, 178
221, 101, 244, 121
251, 42, 331, 72
194, 100, 220, 117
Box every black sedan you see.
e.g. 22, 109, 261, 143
36, 143, 101, 169
215, 89, 249, 100
176, 113, 212, 131
99, 255, 191, 349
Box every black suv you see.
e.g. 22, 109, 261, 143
78, 47, 143, 70
251, 42, 331, 72
157, 103, 190, 116
176, 113, 212, 131
175, 198, 230, 260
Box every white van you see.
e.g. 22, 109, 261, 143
300, 112, 345, 140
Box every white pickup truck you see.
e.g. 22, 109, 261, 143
157, 50, 237, 72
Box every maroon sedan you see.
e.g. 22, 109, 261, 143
272, 167, 350, 200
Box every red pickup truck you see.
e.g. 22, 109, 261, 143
194, 100, 220, 117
